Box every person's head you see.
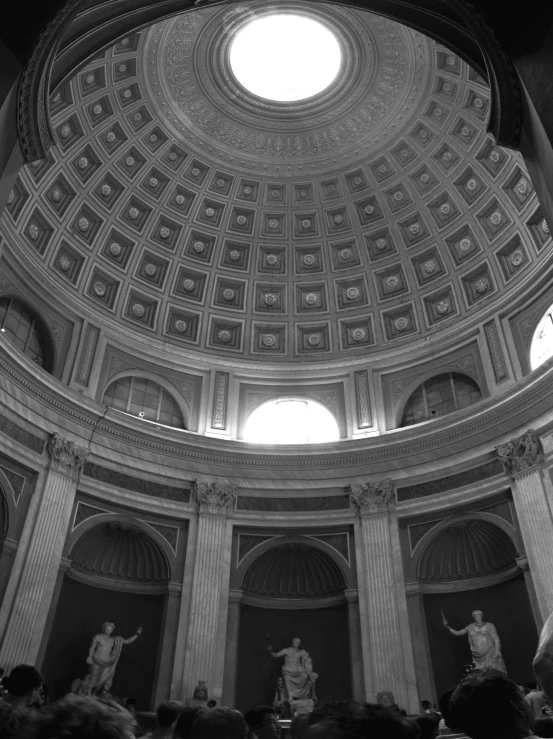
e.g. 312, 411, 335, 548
472, 610, 484, 626
193, 682, 208, 701
292, 638, 301, 648
189, 707, 246, 739
244, 706, 279, 739
102, 622, 115, 636
449, 669, 534, 739
173, 707, 201, 739
421, 701, 431, 710
3, 664, 43, 705
207, 700, 216, 709
30, 694, 136, 739
156, 701, 184, 729
308, 703, 419, 739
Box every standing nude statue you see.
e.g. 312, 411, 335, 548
75, 622, 142, 697
268, 637, 318, 702
443, 609, 506, 672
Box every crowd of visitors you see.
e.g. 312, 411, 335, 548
3, 608, 553, 739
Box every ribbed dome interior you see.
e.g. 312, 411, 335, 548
242, 543, 346, 597
70, 521, 169, 582
418, 519, 517, 581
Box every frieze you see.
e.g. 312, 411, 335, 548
397, 460, 502, 501
349, 480, 395, 514
236, 495, 350, 512
0, 410, 45, 454
83, 462, 190, 502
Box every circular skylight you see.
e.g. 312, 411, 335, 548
229, 14, 342, 102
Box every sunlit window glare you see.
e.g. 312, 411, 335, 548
531, 308, 553, 370
229, 15, 342, 102
244, 399, 340, 444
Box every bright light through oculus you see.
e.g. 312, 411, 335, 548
244, 399, 340, 444
230, 15, 342, 102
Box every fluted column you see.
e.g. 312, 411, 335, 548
351, 481, 418, 712
497, 430, 553, 620
222, 589, 242, 707
0, 434, 87, 669
181, 482, 234, 702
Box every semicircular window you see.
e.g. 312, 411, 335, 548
400, 372, 482, 427
530, 305, 553, 370
102, 376, 184, 429
244, 398, 339, 444
0, 298, 48, 369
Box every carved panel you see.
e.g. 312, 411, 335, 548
211, 371, 229, 430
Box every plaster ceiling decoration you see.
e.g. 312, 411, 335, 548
1, 1, 551, 364
70, 521, 170, 582
242, 543, 345, 597
417, 519, 517, 581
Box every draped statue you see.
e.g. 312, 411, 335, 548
443, 609, 506, 672
268, 637, 318, 702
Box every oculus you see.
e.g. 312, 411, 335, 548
229, 14, 342, 102
244, 398, 339, 444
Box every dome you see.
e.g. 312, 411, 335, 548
69, 521, 170, 583
1, 1, 547, 368
242, 543, 346, 597
417, 520, 518, 581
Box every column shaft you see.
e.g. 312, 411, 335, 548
512, 468, 553, 618
0, 469, 76, 668
346, 592, 364, 702
222, 592, 242, 707
182, 513, 229, 699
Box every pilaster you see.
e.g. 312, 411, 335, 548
497, 430, 553, 620
181, 481, 235, 702
0, 434, 87, 669
222, 589, 242, 707
350, 480, 418, 712
345, 588, 364, 702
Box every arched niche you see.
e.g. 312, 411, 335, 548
42, 518, 172, 710
0, 295, 56, 374
235, 540, 353, 711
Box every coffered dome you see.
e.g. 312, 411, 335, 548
1, 1, 550, 365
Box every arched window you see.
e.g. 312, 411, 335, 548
0, 298, 48, 369
530, 306, 553, 370
102, 376, 184, 429
400, 372, 482, 427
244, 398, 340, 444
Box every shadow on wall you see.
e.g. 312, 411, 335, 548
424, 572, 538, 696
41, 576, 164, 710
236, 603, 352, 712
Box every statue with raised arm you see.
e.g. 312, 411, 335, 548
268, 637, 318, 703
442, 609, 506, 672
75, 622, 142, 697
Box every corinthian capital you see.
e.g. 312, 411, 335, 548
496, 429, 544, 477
193, 480, 235, 515
48, 433, 88, 477
349, 480, 395, 515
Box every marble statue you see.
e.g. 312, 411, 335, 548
268, 637, 318, 703
443, 609, 506, 672
74, 622, 142, 697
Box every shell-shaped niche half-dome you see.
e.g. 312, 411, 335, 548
242, 544, 346, 597
70, 521, 170, 583
418, 519, 517, 581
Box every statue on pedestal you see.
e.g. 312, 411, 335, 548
268, 637, 317, 709
185, 681, 209, 708
442, 609, 506, 672
73, 622, 142, 697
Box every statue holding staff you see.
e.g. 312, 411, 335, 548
442, 609, 506, 672
268, 637, 318, 702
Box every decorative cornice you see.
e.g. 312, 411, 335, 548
496, 429, 544, 477
47, 433, 88, 478
66, 565, 169, 594
193, 481, 235, 515
349, 480, 395, 515
412, 562, 520, 593
240, 592, 345, 610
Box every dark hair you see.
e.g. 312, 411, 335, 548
190, 707, 246, 739
308, 703, 418, 739
421, 701, 431, 708
156, 700, 184, 728
438, 692, 455, 730
174, 708, 201, 739
3, 665, 43, 697
244, 706, 277, 729
206, 700, 217, 708
29, 694, 136, 739
449, 669, 533, 739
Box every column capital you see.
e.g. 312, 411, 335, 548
47, 434, 88, 478
192, 481, 235, 516
349, 480, 395, 516
496, 429, 544, 478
